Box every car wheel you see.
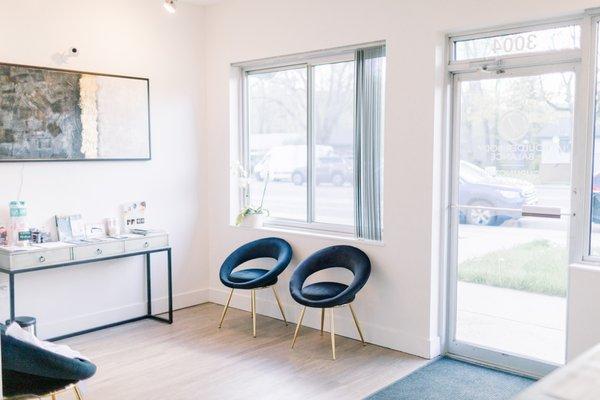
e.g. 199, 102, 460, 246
466, 201, 497, 226
331, 173, 344, 186
292, 172, 304, 186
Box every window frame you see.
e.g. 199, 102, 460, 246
239, 52, 357, 236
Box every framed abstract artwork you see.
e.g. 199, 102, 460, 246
0, 62, 151, 161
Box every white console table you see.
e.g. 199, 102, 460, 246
0, 233, 172, 340
515, 343, 600, 400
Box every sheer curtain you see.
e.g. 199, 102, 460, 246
354, 45, 385, 241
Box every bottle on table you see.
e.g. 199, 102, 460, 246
8, 201, 30, 247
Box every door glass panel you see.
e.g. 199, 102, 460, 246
454, 25, 580, 61
590, 22, 600, 256
455, 71, 575, 365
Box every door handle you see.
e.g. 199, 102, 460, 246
451, 204, 573, 218
521, 205, 567, 219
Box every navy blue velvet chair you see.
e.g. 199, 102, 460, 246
219, 237, 293, 337
289, 245, 370, 359
1, 326, 96, 399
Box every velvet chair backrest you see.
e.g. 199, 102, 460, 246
1, 328, 96, 396
219, 237, 293, 289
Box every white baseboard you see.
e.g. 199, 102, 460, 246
38, 288, 210, 339
39, 285, 441, 359
209, 287, 439, 359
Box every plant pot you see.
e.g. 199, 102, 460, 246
241, 213, 266, 228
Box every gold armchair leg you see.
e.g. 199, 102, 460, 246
271, 287, 288, 326
320, 308, 325, 336
251, 289, 257, 338
218, 288, 234, 328
349, 303, 366, 345
330, 307, 336, 360
51, 394, 57, 400
73, 385, 84, 400
291, 306, 306, 348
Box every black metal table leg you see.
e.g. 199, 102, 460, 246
146, 253, 152, 316
167, 247, 173, 324
146, 248, 174, 325
9, 273, 15, 321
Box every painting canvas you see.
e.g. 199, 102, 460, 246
0, 63, 150, 161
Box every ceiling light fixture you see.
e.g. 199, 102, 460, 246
163, 0, 176, 13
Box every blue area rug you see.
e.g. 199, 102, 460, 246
366, 357, 534, 400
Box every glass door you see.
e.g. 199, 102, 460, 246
448, 65, 576, 376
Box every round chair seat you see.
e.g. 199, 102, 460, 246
230, 268, 277, 286
301, 282, 352, 302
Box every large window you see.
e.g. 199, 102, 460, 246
239, 45, 385, 237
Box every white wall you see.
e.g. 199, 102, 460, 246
2, 0, 600, 363
567, 265, 600, 359
204, 0, 600, 359
0, 0, 209, 338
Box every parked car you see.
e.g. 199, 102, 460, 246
459, 161, 538, 226
254, 145, 352, 186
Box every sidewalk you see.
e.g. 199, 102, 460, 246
456, 281, 566, 364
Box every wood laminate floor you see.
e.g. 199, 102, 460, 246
59, 303, 427, 400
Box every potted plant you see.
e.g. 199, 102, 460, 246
232, 163, 270, 228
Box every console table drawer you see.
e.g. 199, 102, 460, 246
124, 235, 169, 252
11, 248, 72, 270
73, 242, 125, 260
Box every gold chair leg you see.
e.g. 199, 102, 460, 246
291, 306, 306, 348
251, 289, 257, 338
330, 307, 336, 360
271, 287, 288, 326
349, 303, 366, 345
218, 288, 234, 328
320, 308, 325, 336
73, 385, 84, 400
51, 394, 57, 400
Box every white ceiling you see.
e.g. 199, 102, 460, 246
182, 0, 223, 5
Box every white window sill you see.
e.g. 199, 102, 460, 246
229, 223, 385, 247
570, 262, 600, 271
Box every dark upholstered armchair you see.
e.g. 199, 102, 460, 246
289, 245, 371, 359
218, 237, 293, 337
2, 326, 96, 399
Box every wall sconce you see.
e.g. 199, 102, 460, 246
164, 0, 177, 13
